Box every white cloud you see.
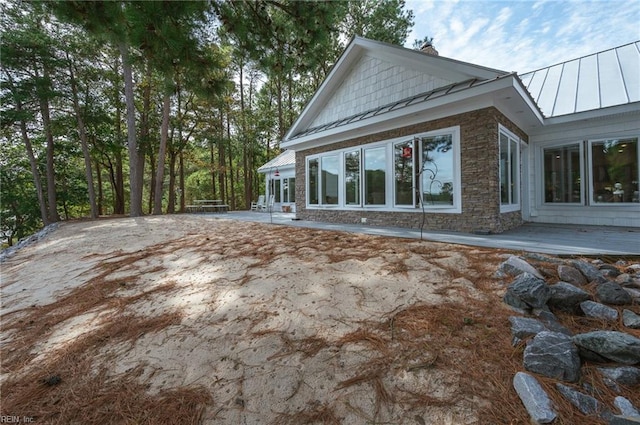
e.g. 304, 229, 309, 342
405, 0, 640, 72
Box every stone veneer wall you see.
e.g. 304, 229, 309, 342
294, 107, 527, 233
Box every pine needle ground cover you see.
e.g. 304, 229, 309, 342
1, 216, 636, 424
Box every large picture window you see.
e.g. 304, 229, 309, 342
543, 144, 581, 203
321, 156, 339, 204
420, 134, 454, 206
591, 138, 639, 204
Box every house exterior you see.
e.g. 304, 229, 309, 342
274, 37, 639, 232
257, 149, 296, 212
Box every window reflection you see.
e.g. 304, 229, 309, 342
591, 138, 639, 203
421, 134, 453, 206
365, 147, 386, 205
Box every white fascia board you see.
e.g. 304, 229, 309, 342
544, 102, 640, 126
282, 76, 540, 151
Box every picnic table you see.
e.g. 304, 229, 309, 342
186, 199, 228, 213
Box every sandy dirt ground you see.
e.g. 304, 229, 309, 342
1, 215, 515, 424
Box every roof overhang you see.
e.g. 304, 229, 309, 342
284, 36, 509, 144
543, 102, 640, 126
281, 75, 544, 151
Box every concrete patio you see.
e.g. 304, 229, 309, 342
210, 211, 639, 256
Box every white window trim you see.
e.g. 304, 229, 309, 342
540, 141, 585, 206
304, 126, 461, 214
587, 137, 640, 207
499, 125, 521, 213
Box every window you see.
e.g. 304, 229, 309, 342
321, 156, 339, 204
308, 159, 319, 205
543, 144, 582, 203
304, 126, 460, 212
499, 128, 520, 210
394, 141, 414, 206
420, 134, 454, 207
283, 178, 295, 203
591, 138, 639, 204
273, 179, 281, 202
364, 146, 386, 205
345, 150, 361, 206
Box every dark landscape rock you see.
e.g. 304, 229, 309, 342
533, 309, 573, 336
498, 256, 544, 279
523, 331, 581, 382
617, 274, 634, 285
556, 383, 612, 420
610, 415, 640, 425
573, 331, 640, 365
509, 316, 547, 341
625, 288, 640, 302
513, 372, 557, 424
601, 264, 622, 278
598, 366, 640, 387
572, 259, 607, 283
548, 281, 591, 312
580, 300, 619, 321
558, 264, 587, 286
623, 310, 640, 329
505, 273, 551, 310
614, 396, 640, 418
597, 282, 633, 305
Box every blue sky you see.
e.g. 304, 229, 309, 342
404, 0, 640, 73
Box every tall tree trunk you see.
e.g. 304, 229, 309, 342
210, 138, 216, 198
226, 109, 235, 210
114, 149, 125, 214
153, 94, 170, 214
276, 75, 284, 140
7, 73, 50, 226
95, 160, 103, 216
179, 152, 185, 213
120, 43, 142, 216
141, 61, 153, 214
167, 152, 177, 213
68, 55, 98, 218
113, 61, 126, 215
20, 112, 49, 225
38, 72, 59, 223
217, 110, 226, 203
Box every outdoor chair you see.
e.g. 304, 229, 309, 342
251, 195, 266, 211
266, 194, 275, 212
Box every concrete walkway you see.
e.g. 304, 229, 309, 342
209, 211, 639, 256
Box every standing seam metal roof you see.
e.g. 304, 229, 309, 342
518, 41, 640, 118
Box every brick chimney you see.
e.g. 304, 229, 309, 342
420, 40, 439, 56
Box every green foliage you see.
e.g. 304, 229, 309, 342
1, 0, 415, 223
0, 140, 42, 246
